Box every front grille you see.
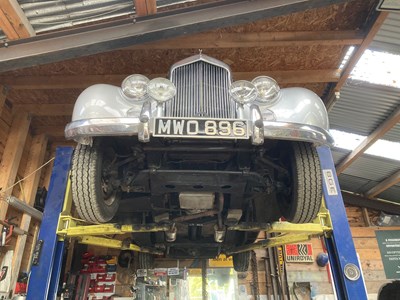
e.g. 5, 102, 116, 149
165, 61, 236, 118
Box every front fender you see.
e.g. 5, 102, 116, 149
71, 84, 141, 120
263, 87, 330, 130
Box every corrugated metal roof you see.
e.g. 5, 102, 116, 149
18, 0, 134, 33
370, 12, 400, 55
12, 0, 194, 34
383, 123, 400, 143
375, 185, 400, 204
338, 173, 371, 193
341, 153, 400, 182
329, 81, 400, 138
331, 148, 351, 164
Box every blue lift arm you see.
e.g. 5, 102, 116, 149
317, 146, 368, 300
27, 147, 73, 300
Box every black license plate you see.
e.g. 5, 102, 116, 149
153, 118, 248, 139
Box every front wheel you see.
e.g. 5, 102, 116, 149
71, 140, 119, 223
277, 142, 322, 223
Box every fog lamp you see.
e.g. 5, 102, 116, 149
147, 78, 176, 102
229, 80, 258, 104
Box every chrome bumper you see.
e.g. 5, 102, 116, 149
65, 118, 334, 146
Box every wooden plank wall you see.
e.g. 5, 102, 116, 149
0, 101, 56, 296
240, 207, 399, 300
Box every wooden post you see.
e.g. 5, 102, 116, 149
0, 86, 6, 117
9, 134, 48, 296
0, 111, 31, 223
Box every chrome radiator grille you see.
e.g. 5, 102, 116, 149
165, 61, 236, 118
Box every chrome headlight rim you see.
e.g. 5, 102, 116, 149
252, 76, 281, 106
121, 74, 150, 101
147, 77, 177, 103
229, 80, 258, 105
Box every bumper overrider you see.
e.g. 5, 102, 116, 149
65, 117, 334, 146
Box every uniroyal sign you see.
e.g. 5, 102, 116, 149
284, 243, 313, 263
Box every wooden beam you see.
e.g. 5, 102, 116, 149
0, 86, 6, 117
361, 207, 371, 227
0, 69, 340, 90
32, 125, 66, 137
326, 12, 389, 109
15, 104, 74, 116
130, 30, 364, 49
0, 111, 31, 224
0, 0, 35, 40
364, 170, 400, 199
134, 0, 157, 17
342, 190, 400, 215
336, 105, 400, 174
10, 134, 48, 297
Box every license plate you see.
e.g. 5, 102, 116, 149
153, 117, 248, 139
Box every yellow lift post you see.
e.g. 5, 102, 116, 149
57, 175, 333, 255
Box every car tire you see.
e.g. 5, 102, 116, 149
278, 142, 322, 223
71, 140, 119, 223
233, 251, 250, 272
138, 252, 154, 269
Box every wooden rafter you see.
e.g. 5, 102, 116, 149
0, 69, 340, 90
134, 0, 157, 17
365, 170, 400, 199
336, 105, 400, 174
32, 126, 66, 137
326, 11, 389, 110
15, 104, 74, 116
342, 191, 400, 214
0, 0, 35, 40
130, 30, 364, 49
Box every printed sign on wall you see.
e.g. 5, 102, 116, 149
376, 230, 400, 279
284, 243, 313, 263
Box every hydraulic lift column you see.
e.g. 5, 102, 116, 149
317, 146, 367, 300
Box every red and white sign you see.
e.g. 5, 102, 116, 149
284, 243, 313, 263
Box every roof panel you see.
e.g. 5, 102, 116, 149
338, 173, 371, 193
382, 123, 400, 143
370, 12, 400, 55
375, 185, 400, 204
341, 154, 400, 182
331, 148, 351, 164
329, 81, 400, 137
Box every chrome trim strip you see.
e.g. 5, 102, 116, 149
263, 121, 334, 146
65, 118, 334, 146
65, 118, 142, 139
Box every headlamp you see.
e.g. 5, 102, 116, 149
252, 76, 280, 105
121, 74, 149, 100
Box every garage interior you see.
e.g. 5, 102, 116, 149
1, 0, 400, 299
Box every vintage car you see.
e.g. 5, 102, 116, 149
65, 53, 333, 271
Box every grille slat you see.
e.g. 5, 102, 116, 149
166, 61, 235, 118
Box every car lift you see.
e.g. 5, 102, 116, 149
26, 146, 368, 300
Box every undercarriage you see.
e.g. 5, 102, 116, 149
70, 137, 322, 270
